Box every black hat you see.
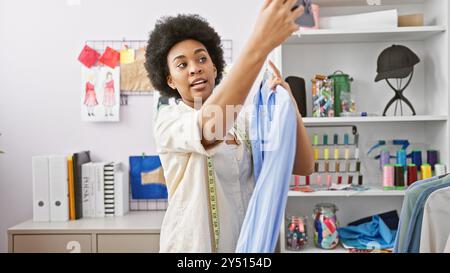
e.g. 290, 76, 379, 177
375, 45, 420, 82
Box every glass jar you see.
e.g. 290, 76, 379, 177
285, 216, 308, 251
313, 203, 340, 249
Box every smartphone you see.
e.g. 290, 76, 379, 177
292, 0, 315, 28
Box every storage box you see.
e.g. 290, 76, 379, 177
398, 14, 424, 27
320, 9, 398, 30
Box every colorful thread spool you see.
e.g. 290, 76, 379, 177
394, 165, 405, 190
326, 175, 332, 189
313, 134, 319, 146
435, 164, 447, 177
396, 150, 407, 168
324, 148, 330, 160
421, 164, 432, 179
411, 151, 422, 169
333, 134, 339, 145
380, 150, 390, 170
344, 134, 349, 145
407, 164, 418, 186
334, 149, 340, 160
323, 134, 328, 145
383, 165, 395, 190
314, 149, 320, 161
427, 151, 438, 170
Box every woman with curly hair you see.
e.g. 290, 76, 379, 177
145, 0, 314, 252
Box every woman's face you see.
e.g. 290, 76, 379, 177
166, 39, 217, 107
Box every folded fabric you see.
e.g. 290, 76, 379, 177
99, 46, 120, 68
78, 45, 100, 68
349, 210, 399, 230
338, 215, 397, 250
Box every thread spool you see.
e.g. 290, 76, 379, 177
314, 149, 320, 161
358, 175, 363, 186
421, 164, 432, 179
324, 148, 330, 160
306, 176, 310, 186
411, 151, 422, 168
356, 161, 361, 172
427, 150, 438, 170
323, 134, 328, 145
335, 161, 340, 172
355, 148, 360, 160
344, 134, 349, 145
394, 165, 405, 189
344, 148, 350, 160
326, 175, 332, 189
337, 176, 342, 185
333, 134, 339, 145
313, 134, 319, 146
334, 149, 339, 160
314, 162, 319, 173
325, 161, 330, 172
407, 164, 418, 186
316, 175, 322, 187
435, 164, 447, 176
294, 175, 300, 189
383, 165, 395, 190
380, 150, 390, 170
397, 150, 407, 168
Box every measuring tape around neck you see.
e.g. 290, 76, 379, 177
206, 156, 220, 252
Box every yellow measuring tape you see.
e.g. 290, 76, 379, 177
205, 123, 251, 252
206, 156, 220, 252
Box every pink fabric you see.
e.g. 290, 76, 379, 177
99, 47, 120, 68
78, 45, 100, 68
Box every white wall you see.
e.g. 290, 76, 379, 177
0, 0, 262, 252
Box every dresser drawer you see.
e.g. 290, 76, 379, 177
97, 234, 160, 253
12, 234, 92, 253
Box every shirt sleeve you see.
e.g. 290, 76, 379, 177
154, 104, 222, 156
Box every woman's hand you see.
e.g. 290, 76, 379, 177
250, 0, 304, 56
268, 60, 291, 92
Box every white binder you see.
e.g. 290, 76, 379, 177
94, 162, 105, 218
49, 155, 69, 221
114, 163, 129, 216
32, 156, 50, 222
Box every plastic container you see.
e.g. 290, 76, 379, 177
285, 216, 308, 251
313, 203, 340, 249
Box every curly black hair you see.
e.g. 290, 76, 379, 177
145, 14, 226, 99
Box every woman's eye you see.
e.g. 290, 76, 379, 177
177, 63, 187, 69
199, 57, 207, 63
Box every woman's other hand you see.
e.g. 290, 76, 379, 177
250, 0, 304, 55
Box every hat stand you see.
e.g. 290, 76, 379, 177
383, 70, 417, 116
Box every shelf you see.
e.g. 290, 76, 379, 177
288, 187, 406, 197
285, 26, 446, 44
283, 245, 348, 253
313, 0, 424, 7
302, 115, 448, 125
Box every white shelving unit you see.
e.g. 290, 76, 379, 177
303, 115, 447, 125
273, 0, 449, 253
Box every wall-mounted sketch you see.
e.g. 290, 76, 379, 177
81, 66, 120, 122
